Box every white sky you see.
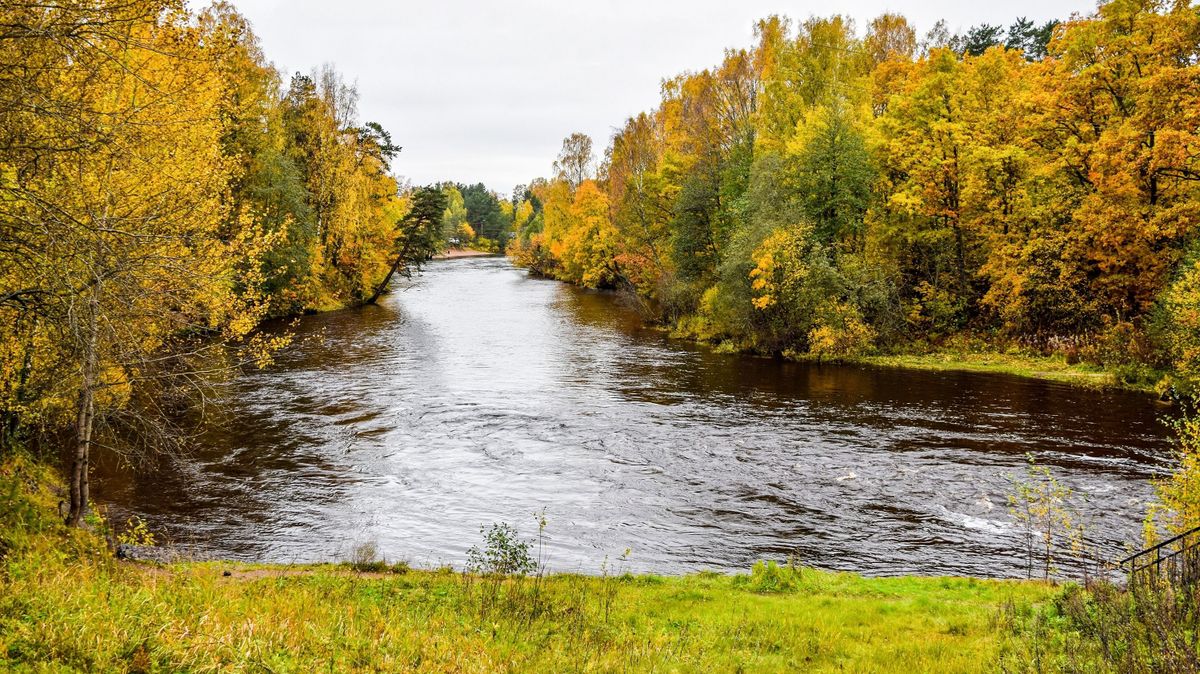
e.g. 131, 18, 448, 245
229, 0, 1098, 196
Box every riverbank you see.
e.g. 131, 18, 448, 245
660, 312, 1165, 395
855, 351, 1160, 394
433, 248, 498, 259
1, 454, 1064, 672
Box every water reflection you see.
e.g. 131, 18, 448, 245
95, 257, 1172, 576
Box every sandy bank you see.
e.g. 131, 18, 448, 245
432, 248, 497, 260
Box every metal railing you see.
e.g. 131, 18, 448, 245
1120, 525, 1200, 587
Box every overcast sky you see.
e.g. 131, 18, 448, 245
230, 0, 1098, 196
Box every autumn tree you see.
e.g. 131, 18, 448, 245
441, 185, 471, 243
507, 0, 1200, 392
1040, 0, 1200, 321
553, 133, 595, 189
0, 0, 421, 524
0, 1, 280, 524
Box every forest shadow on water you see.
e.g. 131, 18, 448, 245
94, 257, 1173, 577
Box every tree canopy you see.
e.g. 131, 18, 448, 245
509, 0, 1200, 396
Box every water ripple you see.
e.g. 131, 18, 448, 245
94, 257, 1174, 578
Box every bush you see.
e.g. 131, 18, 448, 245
1157, 254, 1200, 395
1148, 399, 1200, 537
808, 302, 876, 360
1001, 580, 1200, 673
467, 523, 535, 576
346, 540, 405, 573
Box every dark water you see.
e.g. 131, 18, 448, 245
96, 257, 1174, 577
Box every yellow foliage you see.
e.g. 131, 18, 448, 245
749, 227, 813, 312
536, 179, 616, 288
1162, 257, 1200, 392
1149, 407, 1200, 538
808, 304, 876, 359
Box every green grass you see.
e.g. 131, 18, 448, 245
0, 456, 1064, 673
1, 558, 1058, 672
857, 351, 1133, 391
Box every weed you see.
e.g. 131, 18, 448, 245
117, 516, 155, 547
736, 561, 799, 594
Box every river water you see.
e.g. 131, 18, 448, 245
95, 257, 1174, 577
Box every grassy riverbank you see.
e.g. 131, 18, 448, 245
3, 559, 1059, 672
856, 351, 1150, 392
670, 321, 1163, 394
0, 455, 1067, 672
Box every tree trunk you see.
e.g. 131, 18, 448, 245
366, 260, 403, 306
367, 237, 417, 305
67, 290, 99, 527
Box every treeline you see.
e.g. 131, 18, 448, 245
510, 0, 1200, 395
0, 1, 437, 523
438, 182, 523, 252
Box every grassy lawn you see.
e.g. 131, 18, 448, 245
0, 459, 1064, 673
1, 554, 1058, 673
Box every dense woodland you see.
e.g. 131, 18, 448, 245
509, 0, 1200, 397
0, 1, 456, 522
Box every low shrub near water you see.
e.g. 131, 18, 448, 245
340, 541, 411, 574
466, 522, 534, 576
998, 580, 1200, 673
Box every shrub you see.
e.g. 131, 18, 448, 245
117, 516, 155, 547
808, 302, 876, 359
346, 541, 391, 572
1158, 255, 1200, 395
1148, 398, 1200, 538
467, 523, 535, 577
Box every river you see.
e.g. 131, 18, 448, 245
95, 257, 1173, 577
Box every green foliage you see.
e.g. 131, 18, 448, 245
670, 173, 722, 292
1006, 457, 1082, 581
1000, 581, 1200, 673
508, 1, 1199, 391
790, 104, 875, 246
961, 24, 1005, 56
402, 186, 449, 262
466, 523, 535, 577
461, 183, 512, 249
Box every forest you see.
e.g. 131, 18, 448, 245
509, 0, 1200, 398
0, 0, 460, 523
